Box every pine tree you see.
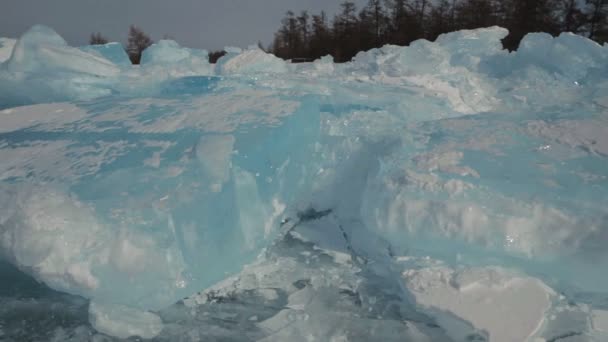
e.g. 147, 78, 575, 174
362, 0, 388, 45
386, 0, 423, 45
333, 1, 360, 61
310, 11, 333, 59
297, 11, 311, 57
428, 0, 455, 40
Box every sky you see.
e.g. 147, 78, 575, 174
0, 0, 367, 51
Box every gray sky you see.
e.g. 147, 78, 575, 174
0, 0, 366, 51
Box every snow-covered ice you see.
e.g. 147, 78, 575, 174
0, 25, 607, 340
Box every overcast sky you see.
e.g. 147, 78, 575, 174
0, 0, 367, 50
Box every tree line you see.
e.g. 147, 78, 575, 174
271, 0, 608, 62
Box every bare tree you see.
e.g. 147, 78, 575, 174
386, 0, 423, 45
309, 11, 332, 58
587, 0, 608, 42
559, 0, 586, 33
363, 0, 388, 44
89, 32, 108, 45
127, 25, 153, 64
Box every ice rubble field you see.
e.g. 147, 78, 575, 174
0, 25, 607, 341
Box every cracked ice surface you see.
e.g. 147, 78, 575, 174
0, 24, 607, 341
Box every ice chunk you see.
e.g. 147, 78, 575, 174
349, 27, 508, 77
0, 26, 119, 108
140, 39, 212, 76
79, 42, 131, 66
0, 91, 317, 310
5, 25, 118, 76
515, 31, 608, 81
216, 47, 287, 75
296, 55, 335, 77
0, 37, 16, 63
357, 96, 608, 292
141, 40, 206, 65
88, 301, 163, 339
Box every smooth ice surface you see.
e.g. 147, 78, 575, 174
0, 25, 607, 340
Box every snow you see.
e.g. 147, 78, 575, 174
0, 24, 607, 340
